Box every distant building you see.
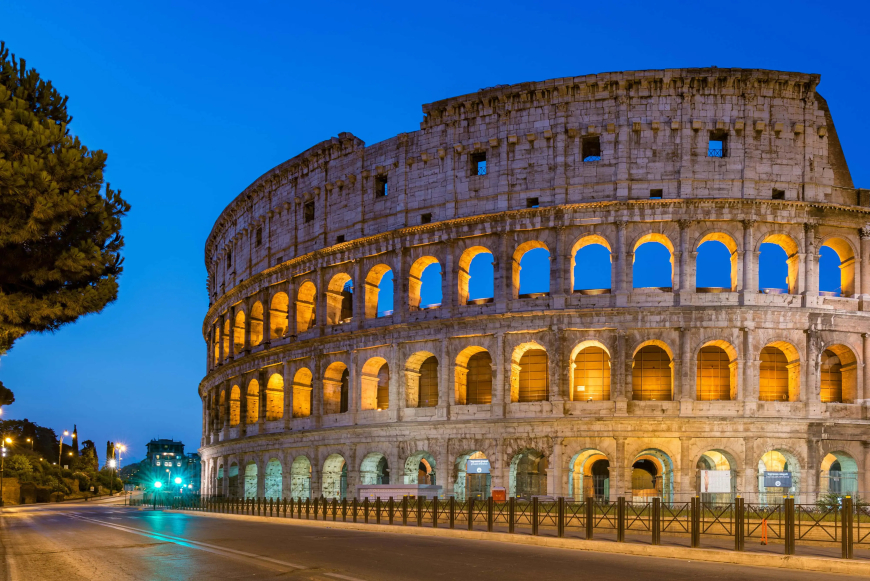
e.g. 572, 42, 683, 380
140, 438, 201, 492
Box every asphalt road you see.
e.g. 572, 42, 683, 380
0, 502, 864, 581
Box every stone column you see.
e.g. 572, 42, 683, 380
615, 221, 628, 296
548, 441, 563, 497
550, 325, 565, 403
677, 220, 693, 294
283, 360, 294, 429
804, 225, 819, 301
258, 368, 268, 426
862, 334, 870, 405
551, 226, 567, 309
613, 437, 626, 501
227, 305, 236, 360
389, 343, 402, 422
352, 260, 364, 330
262, 286, 272, 347
741, 220, 757, 302
243, 298, 252, 355
312, 356, 323, 428
438, 334, 450, 412
805, 329, 820, 407
493, 230, 508, 309
678, 327, 691, 402
218, 314, 225, 364
349, 349, 360, 419
860, 227, 870, 297
221, 455, 231, 497
614, 330, 628, 403
492, 331, 506, 418
316, 267, 326, 333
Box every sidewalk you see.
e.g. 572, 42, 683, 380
166, 509, 870, 577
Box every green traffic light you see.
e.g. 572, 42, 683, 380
153, 481, 162, 488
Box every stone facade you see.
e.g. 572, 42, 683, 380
198, 68, 870, 504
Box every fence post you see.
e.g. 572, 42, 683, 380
402, 496, 408, 526
532, 497, 539, 536
652, 497, 661, 545
585, 497, 594, 540
557, 497, 565, 538
734, 497, 744, 551
388, 497, 394, 525
449, 497, 456, 529
433, 496, 439, 528
418, 496, 424, 527
508, 497, 516, 534
784, 497, 795, 555
375, 497, 381, 524
617, 496, 625, 542
487, 497, 494, 533
342, 498, 347, 522
363, 498, 369, 524
468, 497, 475, 531
691, 497, 701, 548
842, 496, 854, 559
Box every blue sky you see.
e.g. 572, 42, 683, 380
0, 0, 866, 462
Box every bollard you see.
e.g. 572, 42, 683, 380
449, 497, 456, 529
508, 497, 516, 534
488, 497, 494, 533
557, 497, 565, 538
842, 496, 854, 559
616, 496, 625, 542
690, 497, 700, 548
652, 497, 661, 546
402, 496, 408, 526
585, 497, 594, 540
433, 497, 439, 528
734, 497, 744, 551
417, 496, 424, 527
784, 497, 795, 555
388, 497, 394, 525
468, 497, 475, 531
532, 497, 539, 536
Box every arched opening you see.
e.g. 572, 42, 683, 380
696, 341, 737, 401
219, 390, 226, 426
228, 462, 239, 497
229, 385, 241, 426
409, 257, 442, 310
455, 346, 493, 405
820, 452, 858, 497
222, 317, 230, 358
213, 328, 220, 365
244, 463, 257, 499
759, 342, 800, 402
632, 342, 673, 401
365, 264, 394, 318
323, 362, 349, 415
291, 368, 312, 418
513, 241, 550, 298
571, 341, 611, 401
458, 247, 494, 305
695, 450, 736, 503
758, 449, 800, 504
360, 357, 389, 411
631, 449, 674, 503
510, 449, 548, 499
250, 301, 264, 346
233, 310, 246, 352
569, 450, 610, 501
296, 281, 317, 333
321, 454, 347, 500
404, 452, 436, 485
822, 345, 858, 403
265, 459, 282, 499
510, 343, 548, 403
820, 238, 855, 297
216, 464, 224, 496
265, 373, 284, 421
696, 233, 738, 292
571, 235, 612, 294
326, 273, 353, 325
290, 456, 311, 500
405, 352, 438, 408
360, 452, 390, 485
633, 234, 674, 289
246, 379, 259, 424
454, 451, 490, 501
759, 234, 799, 294
269, 292, 290, 340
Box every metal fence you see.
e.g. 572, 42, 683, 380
145, 494, 869, 560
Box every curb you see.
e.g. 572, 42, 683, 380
165, 510, 870, 577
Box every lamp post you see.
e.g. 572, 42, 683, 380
115, 445, 126, 495
108, 459, 116, 496
58, 430, 69, 465
0, 437, 10, 508
25, 438, 33, 450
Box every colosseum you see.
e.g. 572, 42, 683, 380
199, 67, 870, 505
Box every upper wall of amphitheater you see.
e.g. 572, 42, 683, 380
205, 68, 858, 304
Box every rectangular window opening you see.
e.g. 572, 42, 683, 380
335, 235, 345, 244
582, 136, 601, 162
707, 130, 728, 157
471, 151, 487, 176
772, 189, 785, 200
255, 227, 262, 247
226, 250, 232, 268
650, 189, 663, 199
375, 175, 388, 197
303, 201, 315, 223
526, 197, 539, 208
420, 213, 432, 224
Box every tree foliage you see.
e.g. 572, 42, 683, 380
0, 41, 130, 354
0, 380, 13, 406
0, 418, 57, 459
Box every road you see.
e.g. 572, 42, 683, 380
0, 502, 864, 581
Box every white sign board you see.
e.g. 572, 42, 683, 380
700, 470, 731, 494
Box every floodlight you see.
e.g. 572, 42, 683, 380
154, 481, 162, 488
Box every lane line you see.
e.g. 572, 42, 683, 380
66, 513, 366, 581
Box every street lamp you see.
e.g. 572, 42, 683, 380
58, 430, 69, 465
0, 438, 9, 508
25, 438, 32, 450
108, 459, 116, 496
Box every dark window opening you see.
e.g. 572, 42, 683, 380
420, 213, 432, 224
471, 151, 487, 176
772, 189, 785, 200
708, 130, 728, 157
226, 250, 232, 268
255, 227, 262, 247
375, 175, 388, 197
275, 256, 282, 265
303, 201, 315, 223
582, 136, 601, 162
526, 197, 539, 208
650, 189, 663, 199
336, 235, 345, 244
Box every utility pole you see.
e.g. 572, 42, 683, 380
58, 430, 69, 465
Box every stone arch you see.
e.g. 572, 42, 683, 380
243, 462, 258, 499
229, 385, 241, 426
360, 356, 389, 411
218, 389, 227, 426
404, 451, 436, 485
571, 234, 613, 292
759, 340, 801, 402
364, 264, 393, 318
250, 301, 264, 346
323, 361, 349, 415
632, 233, 675, 289
296, 280, 317, 333
455, 346, 493, 405
458, 246, 494, 305
820, 236, 857, 296
409, 256, 441, 310
222, 316, 230, 358
820, 451, 859, 496
265, 458, 282, 499
512, 240, 550, 298
820, 343, 859, 403
228, 462, 239, 497
694, 449, 738, 502
265, 372, 284, 421
321, 453, 347, 499
326, 273, 353, 325
631, 340, 674, 401
359, 452, 390, 485
509, 341, 548, 403
568, 449, 611, 500
290, 455, 312, 499
758, 448, 801, 504
695, 339, 738, 401
233, 310, 246, 352
246, 379, 259, 424
405, 351, 438, 408
758, 232, 800, 294
509, 448, 549, 499
570, 340, 611, 401
454, 450, 490, 501
695, 231, 739, 291
291, 368, 312, 418
631, 448, 675, 503
269, 292, 290, 339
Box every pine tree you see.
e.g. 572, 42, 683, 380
0, 41, 130, 354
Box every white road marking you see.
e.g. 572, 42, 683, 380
66, 513, 367, 581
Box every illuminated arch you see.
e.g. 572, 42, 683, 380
291, 367, 312, 418
296, 280, 317, 333
695, 231, 739, 292
265, 372, 284, 421
364, 264, 393, 318
321, 453, 347, 499
695, 340, 738, 401
264, 458, 282, 499
246, 379, 259, 424
325, 273, 353, 325
568, 449, 611, 500
820, 236, 857, 296
759, 341, 801, 402
405, 351, 438, 408
409, 256, 441, 310
570, 340, 611, 401
233, 310, 246, 352
229, 385, 241, 426
509, 341, 548, 403
249, 301, 264, 346
323, 361, 349, 415
269, 292, 290, 339
820, 344, 858, 403
632, 340, 674, 401
455, 346, 492, 405
360, 356, 389, 411
458, 246, 494, 305
512, 241, 550, 298
570, 234, 612, 292
759, 232, 800, 294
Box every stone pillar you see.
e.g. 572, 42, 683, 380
312, 356, 323, 428
860, 227, 870, 297
258, 368, 268, 426
741, 220, 757, 302
262, 286, 272, 347
615, 221, 628, 296
614, 330, 628, 403
805, 329, 820, 406
218, 314, 225, 364
316, 267, 326, 333
352, 260, 364, 330
221, 455, 231, 497
243, 298, 252, 355
349, 349, 360, 418
389, 343, 402, 421
678, 327, 691, 402
678, 437, 693, 501
613, 437, 626, 500
395, 248, 408, 324
494, 230, 508, 309
551, 226, 567, 309
862, 334, 870, 405
404, 370, 421, 409
443, 241, 456, 314
283, 360, 294, 429
227, 305, 236, 360
492, 331, 506, 418
677, 219, 693, 294
438, 334, 449, 411
548, 441, 563, 497
257, 457, 266, 498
